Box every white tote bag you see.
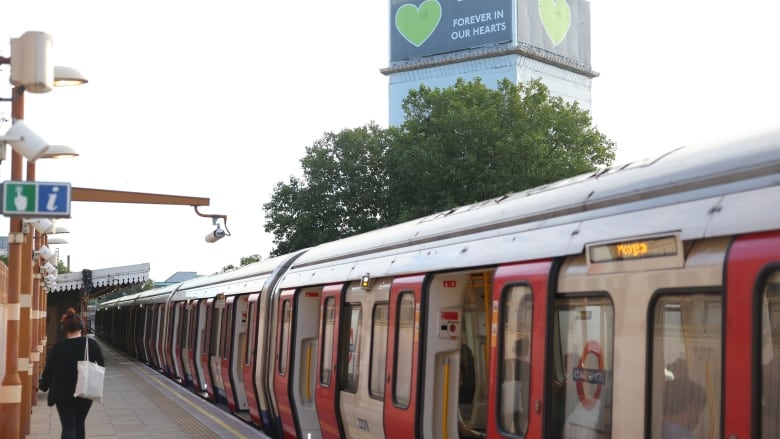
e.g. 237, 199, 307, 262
73, 338, 105, 402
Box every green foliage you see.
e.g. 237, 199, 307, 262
263, 78, 615, 254
240, 255, 260, 266
387, 78, 615, 222
263, 123, 393, 256
56, 259, 68, 274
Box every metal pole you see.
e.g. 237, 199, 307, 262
18, 161, 36, 434
0, 85, 25, 439
30, 228, 42, 407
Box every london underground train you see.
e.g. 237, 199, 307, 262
96, 130, 780, 439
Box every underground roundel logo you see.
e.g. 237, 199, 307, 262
395, 0, 442, 47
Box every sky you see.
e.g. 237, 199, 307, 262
1, 1, 779, 282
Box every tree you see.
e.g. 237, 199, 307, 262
56, 258, 68, 274
263, 123, 393, 256
240, 255, 260, 266
263, 78, 615, 254
386, 78, 615, 222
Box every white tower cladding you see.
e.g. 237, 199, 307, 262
385, 0, 596, 126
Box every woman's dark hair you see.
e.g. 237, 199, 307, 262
60, 307, 83, 333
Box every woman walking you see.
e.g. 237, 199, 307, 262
39, 308, 105, 439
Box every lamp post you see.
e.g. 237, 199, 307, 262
0, 31, 86, 438
0, 84, 25, 439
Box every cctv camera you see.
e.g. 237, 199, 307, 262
205, 226, 226, 243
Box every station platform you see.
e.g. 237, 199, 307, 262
29, 337, 269, 438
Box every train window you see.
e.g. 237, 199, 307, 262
222, 304, 234, 358
499, 284, 533, 435
245, 302, 257, 366
650, 292, 721, 439
279, 300, 292, 375
340, 304, 362, 393
548, 295, 614, 439
320, 297, 336, 386
179, 307, 189, 348
369, 303, 389, 399
188, 305, 198, 350
394, 292, 415, 408
761, 271, 780, 439
209, 305, 220, 356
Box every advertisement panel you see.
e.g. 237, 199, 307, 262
390, 0, 513, 62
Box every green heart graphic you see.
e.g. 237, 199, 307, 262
395, 0, 442, 47
538, 0, 571, 46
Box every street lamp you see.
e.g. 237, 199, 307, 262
0, 30, 86, 437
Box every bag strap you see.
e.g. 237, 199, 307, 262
83, 337, 90, 362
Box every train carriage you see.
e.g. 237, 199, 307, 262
96, 129, 780, 439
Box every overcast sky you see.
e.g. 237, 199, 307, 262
2, 1, 779, 281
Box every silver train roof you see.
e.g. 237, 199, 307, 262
278, 129, 780, 288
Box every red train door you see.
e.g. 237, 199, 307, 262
383, 275, 423, 438
724, 231, 780, 438
221, 297, 237, 411
200, 298, 218, 402
273, 289, 297, 439
243, 293, 264, 427
169, 302, 185, 382
185, 300, 203, 393
315, 284, 344, 439
487, 260, 552, 439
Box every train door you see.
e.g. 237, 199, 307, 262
420, 270, 494, 438
153, 304, 162, 371
188, 300, 207, 395
199, 298, 218, 401
487, 260, 552, 438
243, 293, 264, 427
211, 296, 228, 404
262, 284, 284, 436
159, 304, 171, 376
175, 302, 188, 385
229, 295, 251, 415
221, 295, 251, 416
315, 284, 345, 439
166, 302, 182, 379
274, 287, 324, 438
337, 278, 390, 438
133, 307, 145, 360
724, 231, 780, 438
154, 305, 165, 370
144, 306, 156, 365
383, 275, 423, 439
221, 297, 237, 411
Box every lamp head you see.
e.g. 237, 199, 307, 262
1, 120, 51, 161
42, 262, 57, 275
53, 65, 88, 87
36, 245, 55, 261
24, 218, 55, 234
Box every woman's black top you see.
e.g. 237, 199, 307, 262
39, 337, 105, 406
